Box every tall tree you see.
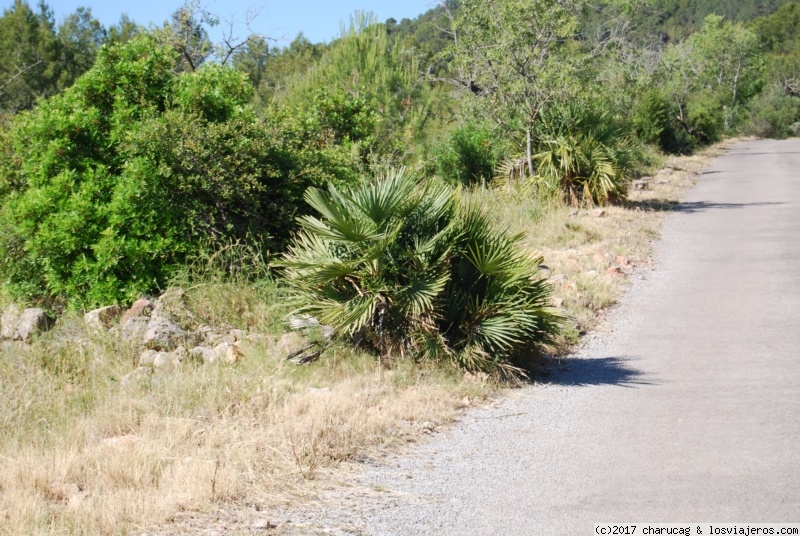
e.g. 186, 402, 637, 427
442, 0, 584, 173
57, 6, 106, 85
0, 0, 60, 114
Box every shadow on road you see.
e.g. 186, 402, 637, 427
672, 201, 784, 213
624, 199, 783, 213
541, 356, 651, 388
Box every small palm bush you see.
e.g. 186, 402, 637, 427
533, 104, 635, 206
276, 168, 561, 374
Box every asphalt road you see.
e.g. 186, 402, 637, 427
355, 139, 800, 534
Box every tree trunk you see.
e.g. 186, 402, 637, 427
526, 126, 533, 178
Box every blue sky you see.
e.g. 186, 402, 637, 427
14, 0, 437, 46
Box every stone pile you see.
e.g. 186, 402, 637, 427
1, 290, 255, 385
0, 304, 53, 343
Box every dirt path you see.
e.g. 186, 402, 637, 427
277, 139, 800, 534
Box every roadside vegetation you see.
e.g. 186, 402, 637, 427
0, 0, 797, 532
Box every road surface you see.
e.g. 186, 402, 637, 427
344, 139, 800, 534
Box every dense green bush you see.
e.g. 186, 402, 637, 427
631, 88, 694, 154
685, 90, 725, 145
743, 84, 800, 138
0, 35, 371, 308
277, 168, 561, 373
429, 123, 506, 186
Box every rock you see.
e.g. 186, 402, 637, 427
121, 316, 149, 342
585, 270, 598, 277
212, 342, 231, 362
321, 325, 335, 340
120, 298, 153, 325
143, 316, 188, 350
289, 314, 321, 330
289, 315, 334, 340
121, 366, 153, 387
228, 329, 245, 342
138, 349, 158, 367
225, 345, 243, 364
606, 266, 624, 277
14, 308, 53, 342
153, 346, 187, 371
84, 305, 122, 331
276, 332, 308, 356
252, 520, 277, 530
189, 345, 216, 364
592, 252, 605, 263
615, 255, 630, 266
1, 303, 21, 340
592, 209, 608, 218
552, 297, 564, 308
197, 325, 227, 346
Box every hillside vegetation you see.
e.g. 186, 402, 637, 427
0, 0, 797, 531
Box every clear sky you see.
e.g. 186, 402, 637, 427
12, 0, 437, 46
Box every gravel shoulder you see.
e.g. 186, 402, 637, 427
276, 139, 800, 535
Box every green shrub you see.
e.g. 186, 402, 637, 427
276, 168, 561, 374
430, 123, 506, 186
743, 84, 800, 138
0, 35, 372, 309
532, 104, 635, 206
685, 90, 725, 145
632, 88, 694, 154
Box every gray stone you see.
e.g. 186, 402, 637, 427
143, 316, 188, 350
197, 324, 227, 345
228, 329, 245, 342
1, 303, 21, 340
138, 350, 158, 367
276, 331, 308, 356
121, 316, 149, 342
152, 346, 187, 371
84, 305, 123, 331
212, 342, 231, 361
14, 308, 53, 342
189, 345, 216, 364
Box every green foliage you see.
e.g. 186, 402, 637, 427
0, 1, 110, 115
532, 104, 635, 206
0, 35, 347, 308
281, 13, 431, 163
660, 14, 764, 138
446, 0, 583, 158
743, 83, 800, 138
631, 88, 693, 154
429, 123, 507, 186
277, 168, 561, 373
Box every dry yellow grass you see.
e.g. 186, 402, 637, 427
0, 140, 739, 535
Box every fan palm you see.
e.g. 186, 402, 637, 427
276, 168, 562, 373
532, 104, 635, 206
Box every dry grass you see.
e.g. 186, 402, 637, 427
0, 140, 739, 535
